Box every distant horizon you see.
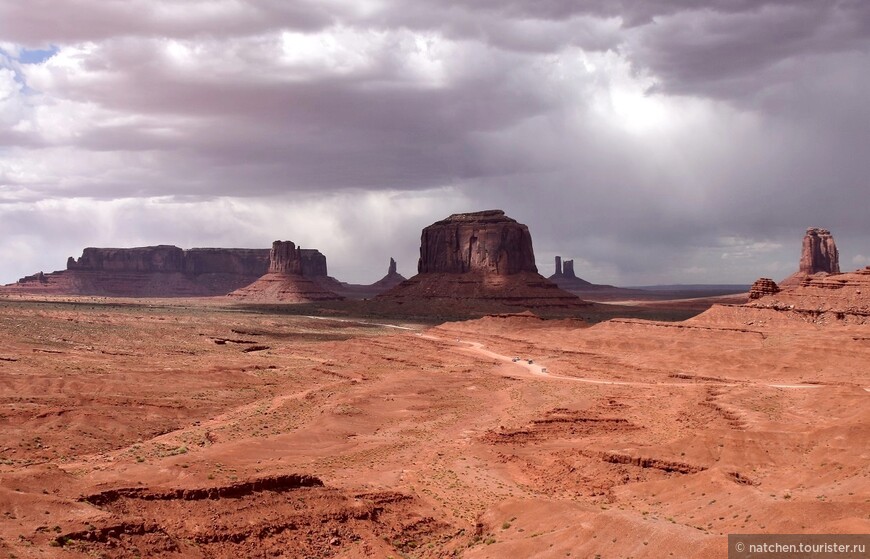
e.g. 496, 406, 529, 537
0, 223, 844, 289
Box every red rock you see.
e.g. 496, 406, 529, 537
781, 228, 841, 286
6, 246, 270, 297
417, 210, 538, 275
741, 267, 870, 324
380, 211, 588, 312
229, 241, 342, 302
799, 228, 840, 275
268, 241, 303, 275
748, 278, 780, 300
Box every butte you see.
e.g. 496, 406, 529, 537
377, 210, 588, 313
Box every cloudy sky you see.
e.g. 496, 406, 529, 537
1, 1, 868, 286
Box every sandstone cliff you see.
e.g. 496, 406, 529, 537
380, 210, 588, 312
417, 210, 537, 275
6, 246, 270, 297
781, 228, 841, 286
229, 241, 342, 303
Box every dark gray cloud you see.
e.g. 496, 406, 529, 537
0, 0, 868, 285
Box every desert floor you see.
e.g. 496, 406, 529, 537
0, 296, 867, 558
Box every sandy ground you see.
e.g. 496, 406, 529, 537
0, 296, 867, 558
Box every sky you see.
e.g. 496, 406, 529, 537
1, 0, 868, 286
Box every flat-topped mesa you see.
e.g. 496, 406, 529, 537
417, 210, 537, 275
68, 245, 186, 273
3, 245, 272, 296
563, 259, 577, 280
184, 248, 269, 276
800, 228, 840, 275
749, 278, 781, 300
379, 210, 588, 312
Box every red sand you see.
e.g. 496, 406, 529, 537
0, 295, 866, 558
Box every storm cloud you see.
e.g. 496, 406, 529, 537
1, 0, 868, 285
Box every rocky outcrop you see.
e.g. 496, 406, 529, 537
300, 249, 328, 278
379, 210, 588, 313
268, 241, 303, 274
184, 249, 269, 276
229, 241, 343, 303
782, 228, 841, 286
66, 246, 269, 276
17, 271, 47, 284
417, 210, 537, 275
5, 246, 270, 297
748, 278, 780, 300
370, 258, 407, 291
547, 255, 603, 291
68, 245, 187, 273
800, 228, 840, 275
696, 265, 870, 326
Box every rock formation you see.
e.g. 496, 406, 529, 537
800, 228, 840, 275
6, 246, 270, 297
300, 249, 328, 278
229, 241, 342, 302
417, 210, 537, 275
547, 255, 600, 291
748, 278, 780, 300
734, 267, 870, 325
268, 241, 303, 275
369, 257, 407, 292
781, 228, 841, 286
379, 210, 588, 312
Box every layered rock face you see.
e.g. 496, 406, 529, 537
800, 228, 840, 275
300, 249, 328, 278
68, 246, 187, 273
185, 249, 269, 276
6, 246, 270, 297
66, 246, 269, 276
380, 210, 587, 312
268, 241, 304, 275
417, 210, 537, 275
782, 228, 841, 286
229, 241, 342, 303
748, 278, 781, 300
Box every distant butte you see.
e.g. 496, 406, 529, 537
378, 210, 588, 311
781, 227, 840, 286
229, 241, 343, 302
741, 227, 870, 324
4, 245, 270, 297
